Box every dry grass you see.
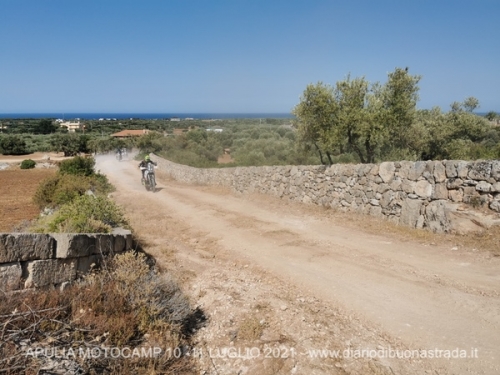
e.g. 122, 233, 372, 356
237, 315, 264, 341
0, 252, 199, 374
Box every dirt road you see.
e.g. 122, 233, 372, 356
96, 155, 500, 375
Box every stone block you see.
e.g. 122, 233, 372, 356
94, 234, 114, 255
0, 262, 22, 291
444, 161, 458, 178
475, 181, 492, 192
456, 161, 470, 178
24, 259, 77, 288
432, 183, 448, 200
490, 200, 500, 213
400, 198, 423, 228
415, 180, 432, 198
491, 182, 500, 193
0, 234, 55, 263
379, 162, 395, 183
468, 161, 492, 180
408, 161, 427, 181
54, 234, 95, 258
446, 178, 463, 190
425, 200, 451, 232
449, 189, 463, 203
492, 160, 500, 180
433, 162, 447, 183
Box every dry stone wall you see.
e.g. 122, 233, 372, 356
0, 230, 133, 291
154, 155, 500, 233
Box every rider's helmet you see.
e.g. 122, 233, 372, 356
145, 155, 150, 161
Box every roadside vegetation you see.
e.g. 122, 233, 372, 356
0, 251, 197, 374
30, 156, 126, 233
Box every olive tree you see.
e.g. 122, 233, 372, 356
293, 67, 422, 164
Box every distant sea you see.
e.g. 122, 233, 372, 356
0, 113, 294, 120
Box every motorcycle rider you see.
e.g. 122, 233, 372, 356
138, 155, 157, 184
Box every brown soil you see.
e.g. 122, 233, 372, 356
94, 155, 500, 375
0, 168, 55, 232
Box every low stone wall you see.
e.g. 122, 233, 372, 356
0, 230, 133, 291
154, 155, 500, 232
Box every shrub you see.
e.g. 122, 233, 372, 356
59, 155, 95, 176
20, 159, 36, 169
33, 174, 113, 209
38, 195, 126, 233
0, 252, 196, 374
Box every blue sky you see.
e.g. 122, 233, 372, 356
1, 0, 499, 113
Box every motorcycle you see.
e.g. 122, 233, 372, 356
141, 163, 156, 192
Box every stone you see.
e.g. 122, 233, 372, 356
491, 182, 500, 193
397, 161, 413, 179
456, 161, 470, 178
408, 161, 427, 181
449, 189, 463, 202
380, 191, 394, 208
0, 262, 22, 291
463, 186, 479, 204
432, 183, 448, 200
400, 198, 423, 228
475, 181, 492, 192
0, 234, 55, 263
433, 162, 447, 183
446, 178, 463, 190
379, 162, 395, 183
490, 200, 500, 212
444, 161, 458, 178
491, 160, 500, 179
425, 200, 451, 232
54, 234, 96, 258
369, 199, 380, 206
24, 259, 77, 288
414, 180, 432, 198
468, 161, 492, 180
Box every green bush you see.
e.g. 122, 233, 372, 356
59, 156, 95, 176
0, 135, 28, 155
38, 195, 126, 233
20, 159, 36, 169
34, 173, 114, 209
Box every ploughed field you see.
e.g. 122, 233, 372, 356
0, 168, 55, 232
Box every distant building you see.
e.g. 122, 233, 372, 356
110, 129, 150, 138
206, 128, 223, 133
60, 121, 83, 133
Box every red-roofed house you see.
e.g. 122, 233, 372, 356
110, 129, 150, 138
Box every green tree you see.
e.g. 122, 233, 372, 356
34, 119, 57, 134
294, 68, 422, 164
50, 134, 89, 156
0, 135, 28, 155
292, 82, 336, 164
382, 67, 421, 153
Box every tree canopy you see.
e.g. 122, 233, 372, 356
293, 68, 496, 164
